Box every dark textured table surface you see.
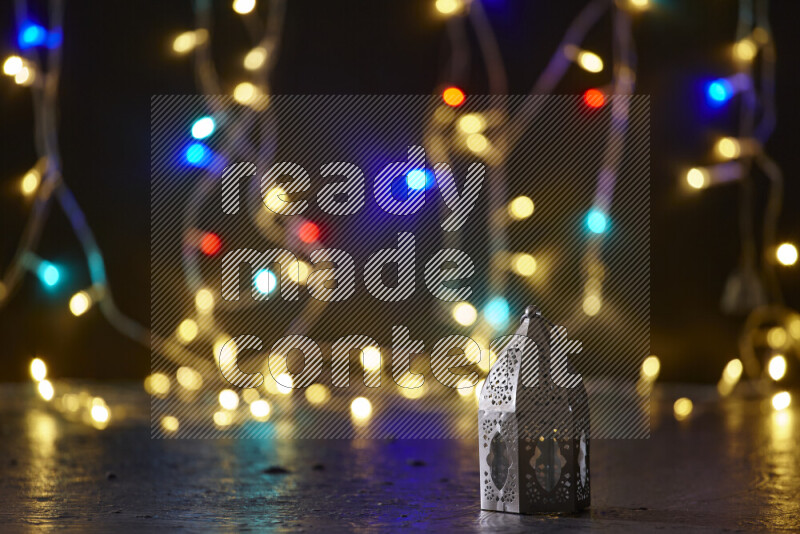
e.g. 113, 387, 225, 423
1, 382, 798, 532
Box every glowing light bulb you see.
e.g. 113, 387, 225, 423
14, 66, 34, 86
350, 397, 372, 420
576, 51, 603, 73
18, 22, 47, 49
776, 243, 798, 266
191, 116, 215, 139
177, 366, 203, 390
30, 358, 47, 382
233, 0, 256, 14
508, 196, 534, 220
723, 358, 743, 382
275, 373, 294, 394
583, 294, 602, 316
452, 302, 477, 326
69, 291, 92, 316
442, 86, 466, 107
161, 416, 180, 433
511, 253, 537, 276
91, 398, 110, 424
583, 88, 605, 108
298, 221, 320, 243
715, 137, 740, 160
243, 46, 268, 70
185, 142, 210, 166
484, 297, 510, 329
144, 373, 170, 396
21, 170, 40, 196
305, 384, 330, 405
686, 167, 709, 189
768, 355, 787, 381
219, 389, 239, 410
465, 133, 489, 153
586, 209, 609, 234
641, 355, 660, 381
406, 169, 428, 190
458, 113, 485, 134
255, 269, 277, 294
673, 397, 693, 421
3, 56, 23, 76
361, 346, 382, 371
37, 261, 60, 287
772, 391, 791, 411
250, 399, 270, 419
733, 38, 757, 62
195, 288, 214, 313
436, 0, 463, 15
707, 79, 734, 106
38, 379, 54, 401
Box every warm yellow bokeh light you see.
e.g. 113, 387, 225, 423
172, 30, 207, 54
233, 0, 256, 15
21, 170, 40, 196
641, 355, 661, 381
305, 383, 331, 404
629, 0, 649, 9
398, 376, 425, 399
91, 403, 110, 423
250, 399, 270, 419
686, 167, 709, 189
37, 380, 54, 401
69, 291, 92, 317
452, 302, 477, 326
233, 82, 257, 104
161, 416, 180, 433
350, 397, 372, 420
456, 378, 474, 397
177, 318, 199, 343
715, 137, 740, 160
511, 253, 537, 276
508, 196, 534, 220
275, 373, 294, 394
177, 366, 203, 390
577, 51, 603, 73
14, 66, 33, 85
776, 243, 798, 266
30, 358, 47, 382
195, 288, 214, 313
772, 391, 791, 411
263, 186, 288, 213
767, 327, 788, 349
465, 133, 489, 153
458, 113, 485, 134
243, 46, 268, 70
214, 410, 233, 427
361, 346, 382, 371
3, 55, 23, 76
673, 397, 693, 420
219, 389, 240, 410
144, 373, 170, 396
733, 38, 757, 62
768, 355, 787, 381
582, 295, 601, 316
723, 358, 743, 382
435, 0, 463, 15
286, 260, 310, 285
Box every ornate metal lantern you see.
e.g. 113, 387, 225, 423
478, 305, 590, 514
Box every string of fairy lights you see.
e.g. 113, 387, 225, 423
2, 0, 797, 433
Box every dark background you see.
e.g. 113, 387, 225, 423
1, 0, 798, 382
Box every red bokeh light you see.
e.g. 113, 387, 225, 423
298, 222, 320, 243
583, 89, 605, 109
442, 86, 466, 107
199, 232, 222, 256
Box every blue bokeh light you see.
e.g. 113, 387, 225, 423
406, 169, 428, 191
185, 142, 210, 166
707, 79, 733, 106
255, 269, 277, 294
484, 297, 510, 329
46, 28, 62, 49
37, 262, 60, 287
18, 22, 47, 49
586, 209, 609, 234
